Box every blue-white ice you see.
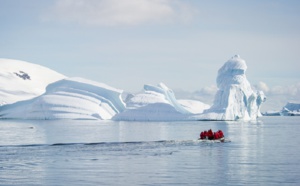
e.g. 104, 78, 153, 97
0, 77, 125, 120
145, 83, 190, 114
113, 83, 209, 121
192, 55, 266, 120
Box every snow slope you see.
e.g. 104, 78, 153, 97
193, 55, 266, 121
113, 83, 209, 121
0, 59, 65, 105
0, 77, 126, 120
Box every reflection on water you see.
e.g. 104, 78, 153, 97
0, 117, 299, 185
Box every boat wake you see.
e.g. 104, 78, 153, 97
0, 138, 231, 148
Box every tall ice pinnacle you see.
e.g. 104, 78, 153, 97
199, 55, 266, 120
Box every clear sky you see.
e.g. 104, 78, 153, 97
1, 0, 299, 110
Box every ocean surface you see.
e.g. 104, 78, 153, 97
0, 117, 299, 186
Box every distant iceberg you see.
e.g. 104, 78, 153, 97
113, 83, 209, 121
0, 78, 126, 120
192, 55, 266, 121
262, 110, 281, 116
280, 102, 300, 116
263, 102, 300, 116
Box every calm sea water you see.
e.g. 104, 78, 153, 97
0, 117, 299, 186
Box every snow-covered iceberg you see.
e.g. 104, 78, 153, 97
280, 102, 300, 116
0, 58, 65, 106
0, 56, 266, 121
113, 83, 209, 121
193, 55, 266, 121
0, 77, 126, 120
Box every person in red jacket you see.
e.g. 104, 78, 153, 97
218, 130, 224, 138
200, 131, 207, 139
200, 132, 204, 139
214, 132, 219, 139
207, 129, 214, 140
204, 131, 207, 138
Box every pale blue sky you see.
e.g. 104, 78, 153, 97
1, 0, 299, 98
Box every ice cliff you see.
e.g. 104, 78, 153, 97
113, 83, 209, 121
0, 78, 126, 120
0, 59, 65, 106
193, 55, 266, 120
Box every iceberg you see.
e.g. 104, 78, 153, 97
193, 55, 266, 121
0, 77, 126, 120
0, 56, 266, 121
113, 83, 209, 121
280, 102, 300, 116
0, 58, 65, 106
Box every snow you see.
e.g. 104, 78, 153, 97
192, 55, 266, 121
0, 77, 126, 120
0, 58, 65, 105
113, 83, 209, 121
